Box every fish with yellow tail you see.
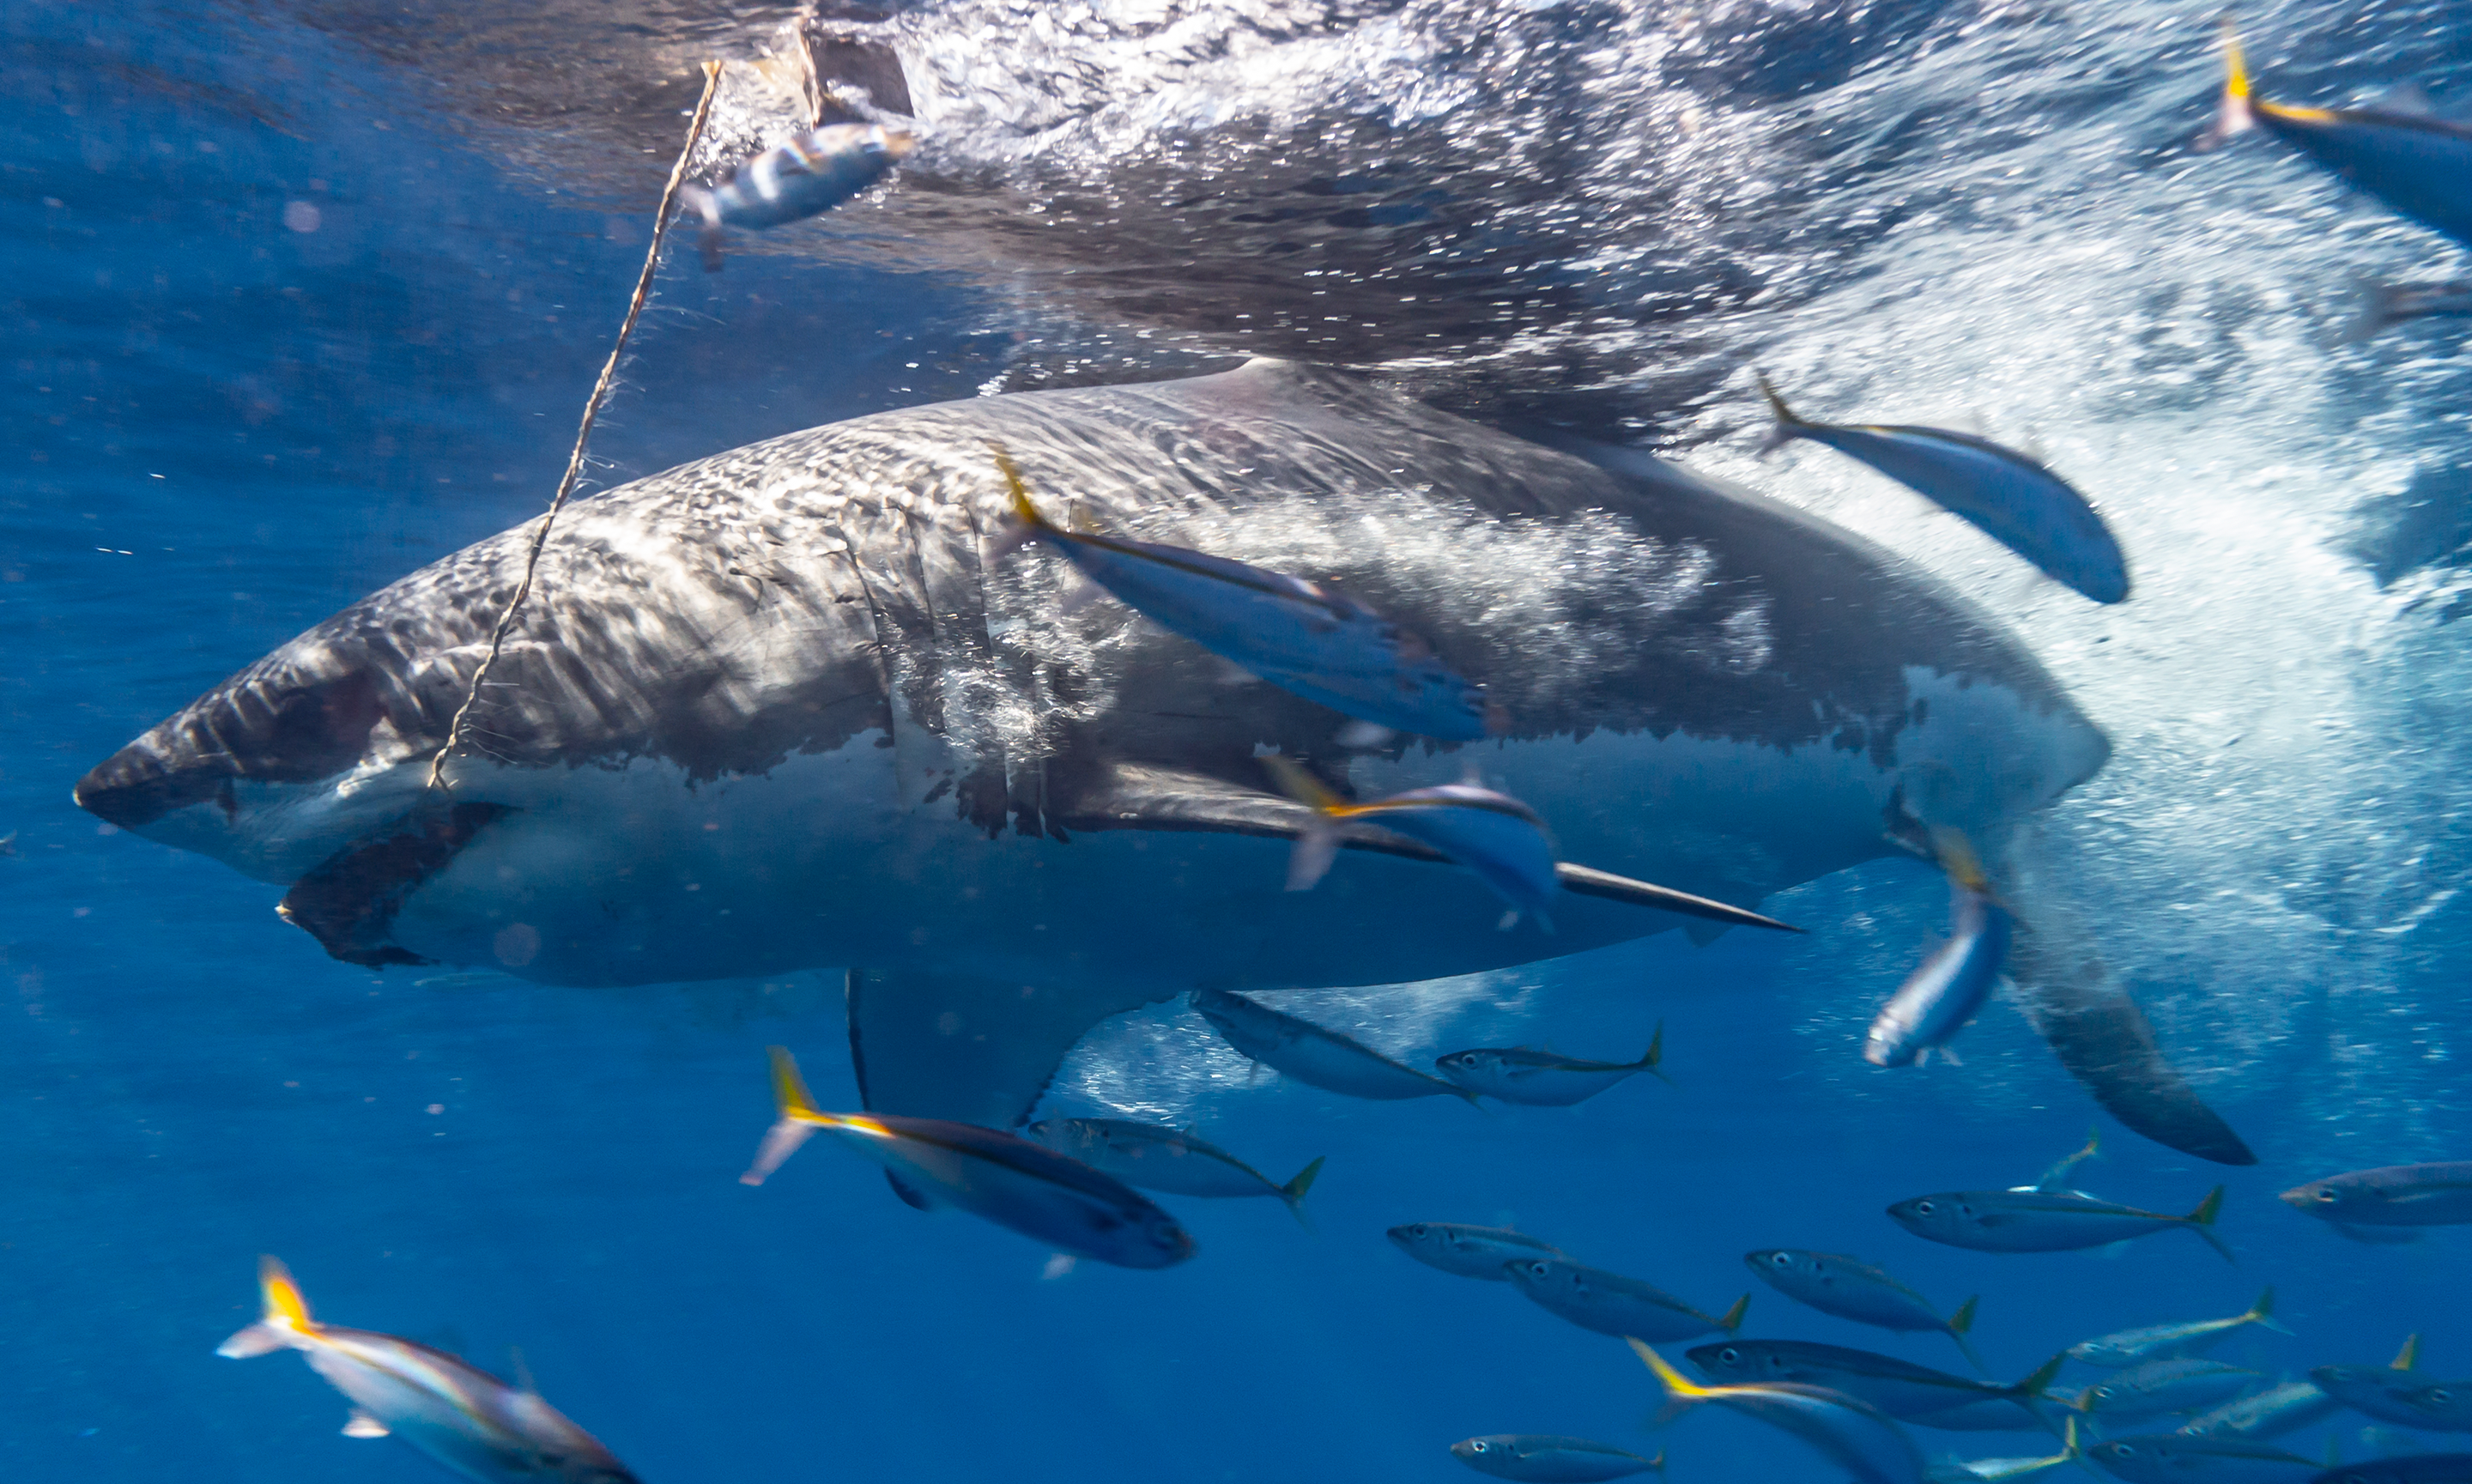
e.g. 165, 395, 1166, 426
1754, 374, 2129, 604
1434, 1024, 1670, 1105
215, 1257, 639, 1483
2315, 1335, 2472, 1433
1868, 830, 2014, 1069
684, 123, 916, 271
1742, 1249, 1985, 1373
2207, 27, 2472, 249
1888, 1183, 2233, 1262
1633, 1340, 1928, 1484
1191, 987, 1479, 1104
742, 1047, 1197, 1269
992, 446, 1494, 741
1929, 1417, 2085, 1482
2069, 1287, 2290, 1368
1508, 1257, 1749, 1345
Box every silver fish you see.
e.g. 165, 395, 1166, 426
1756, 376, 2129, 605
1388, 1221, 1564, 1280
215, 1257, 639, 1484
998, 450, 1492, 740
1928, 1419, 2084, 1482
2084, 1433, 2319, 1483
2070, 1288, 2289, 1367
1887, 1185, 2231, 1261
1268, 757, 1560, 929
684, 123, 914, 270
1450, 1434, 1663, 1481
2311, 1457, 2472, 1483
1191, 987, 1475, 1103
2075, 1360, 2263, 1425
1867, 831, 2013, 1069
1636, 1342, 1927, 1484
2282, 1164, 2472, 1231
2340, 280, 2472, 343
1687, 1340, 2061, 1432
1434, 1025, 1669, 1105
2022, 1128, 2104, 1194
2181, 1382, 2341, 1443
2311, 1336, 2439, 1430
1026, 1118, 1323, 1217
1742, 1250, 1983, 1372
742, 1048, 1196, 1269
1508, 1257, 1747, 1343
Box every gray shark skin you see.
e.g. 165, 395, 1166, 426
73, 359, 2247, 1161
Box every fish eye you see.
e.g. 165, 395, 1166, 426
1469, 1442, 1488, 1453
2113, 1445, 2136, 1457
1527, 1261, 1550, 1276
1914, 1201, 1936, 1215
2430, 1390, 2454, 1405
1718, 1348, 1741, 1364
2318, 1190, 2338, 1203
1408, 1224, 1427, 1237
1771, 1252, 1794, 1267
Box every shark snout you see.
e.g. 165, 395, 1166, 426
76, 665, 389, 832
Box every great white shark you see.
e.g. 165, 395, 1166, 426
73, 359, 2251, 1164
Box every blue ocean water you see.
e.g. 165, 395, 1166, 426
7, 3, 2472, 1482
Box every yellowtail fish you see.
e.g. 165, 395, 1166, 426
1025, 1118, 1324, 1219
2341, 280, 2472, 343
1191, 987, 1478, 1103
1451, 1434, 1664, 1481
2083, 1432, 2320, 1483
1634, 1341, 1928, 1484
1507, 1257, 1748, 1344
1755, 375, 2129, 604
2070, 1288, 2290, 1367
1867, 831, 2013, 1069
2182, 1381, 2342, 1443
1388, 1221, 1565, 1280
2209, 29, 2472, 250
1887, 1184, 2231, 1262
1264, 756, 1558, 929
2076, 1359, 2263, 1425
1929, 1419, 2083, 1482
684, 123, 915, 270
2316, 1344, 2472, 1434
2282, 1163, 2472, 1238
994, 449, 1493, 740
1742, 1250, 1984, 1372
2019, 1128, 2103, 1194
1434, 1024, 1669, 1105
1687, 1340, 2063, 1433
741, 1047, 1197, 1269
215, 1257, 639, 1484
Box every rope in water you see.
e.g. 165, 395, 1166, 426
425, 58, 725, 793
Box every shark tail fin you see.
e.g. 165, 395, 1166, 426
741, 1046, 828, 1187
2394, 1333, 2422, 1371
2185, 1185, 2235, 1263
2202, 21, 2257, 148
1716, 1293, 1750, 1335
217, 1255, 313, 1359
1948, 1295, 1988, 1375
2247, 1285, 2293, 1336
1642, 1021, 1673, 1085
1280, 1156, 1326, 1230
1752, 371, 1804, 454
1629, 1340, 1711, 1427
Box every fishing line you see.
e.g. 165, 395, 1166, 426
425, 58, 725, 794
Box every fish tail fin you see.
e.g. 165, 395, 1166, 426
2201, 21, 2257, 148
2248, 1284, 2293, 1336
1948, 1296, 1988, 1374
1279, 1155, 1326, 1227
1752, 370, 1803, 454
1930, 827, 1991, 893
2337, 279, 2408, 345
2393, 1332, 2422, 1371
1642, 1021, 1674, 1084
1645, 1451, 1666, 1475
2185, 1184, 2236, 1262
2011, 1350, 2070, 1402
2063, 1415, 2082, 1462
741, 1046, 830, 1186
1263, 756, 1346, 890
1628, 1339, 1711, 1425
987, 444, 1056, 543
217, 1255, 313, 1358
1261, 754, 1343, 812
1716, 1293, 1750, 1335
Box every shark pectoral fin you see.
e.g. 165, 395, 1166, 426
277, 802, 516, 967
846, 966, 1175, 1128
342, 1411, 391, 1439
2004, 922, 2256, 1166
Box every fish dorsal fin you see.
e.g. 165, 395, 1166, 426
509, 1346, 536, 1397
342, 1410, 390, 1439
